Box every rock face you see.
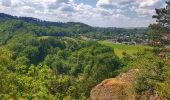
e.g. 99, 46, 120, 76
90, 69, 167, 100
90, 69, 138, 100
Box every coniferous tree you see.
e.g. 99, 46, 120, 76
149, 0, 170, 46
153, 0, 170, 32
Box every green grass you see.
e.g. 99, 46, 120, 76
38, 36, 51, 40
99, 41, 152, 58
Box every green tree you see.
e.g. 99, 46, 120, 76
149, 0, 170, 45
152, 0, 170, 32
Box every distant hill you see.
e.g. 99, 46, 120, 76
0, 13, 90, 27
0, 13, 96, 42
0, 13, 150, 43
0, 13, 149, 31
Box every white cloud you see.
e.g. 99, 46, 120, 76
139, 0, 160, 7
0, 0, 166, 27
96, 0, 135, 9
97, 0, 161, 8
135, 8, 155, 16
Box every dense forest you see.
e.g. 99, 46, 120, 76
0, 0, 170, 100
0, 13, 124, 99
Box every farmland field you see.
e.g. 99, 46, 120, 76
99, 41, 152, 58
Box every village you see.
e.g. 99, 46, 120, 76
81, 33, 150, 45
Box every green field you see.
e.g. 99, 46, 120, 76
99, 41, 152, 58
38, 36, 51, 40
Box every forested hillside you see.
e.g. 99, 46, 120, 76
0, 0, 170, 99
0, 13, 150, 40
0, 14, 124, 99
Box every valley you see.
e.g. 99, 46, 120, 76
0, 0, 170, 99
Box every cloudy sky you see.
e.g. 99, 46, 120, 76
0, 0, 166, 27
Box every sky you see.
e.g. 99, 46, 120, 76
0, 0, 166, 27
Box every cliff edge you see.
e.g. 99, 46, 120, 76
90, 69, 138, 100
90, 69, 167, 100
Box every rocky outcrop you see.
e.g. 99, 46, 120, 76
90, 69, 167, 100
90, 69, 138, 100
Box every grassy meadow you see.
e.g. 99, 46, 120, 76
99, 41, 152, 58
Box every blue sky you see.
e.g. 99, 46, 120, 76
0, 0, 166, 27
75, 0, 97, 6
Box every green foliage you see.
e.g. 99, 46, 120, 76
0, 30, 122, 99
149, 0, 170, 45
1, 12, 168, 99
152, 1, 170, 33
99, 41, 152, 58
131, 52, 170, 99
